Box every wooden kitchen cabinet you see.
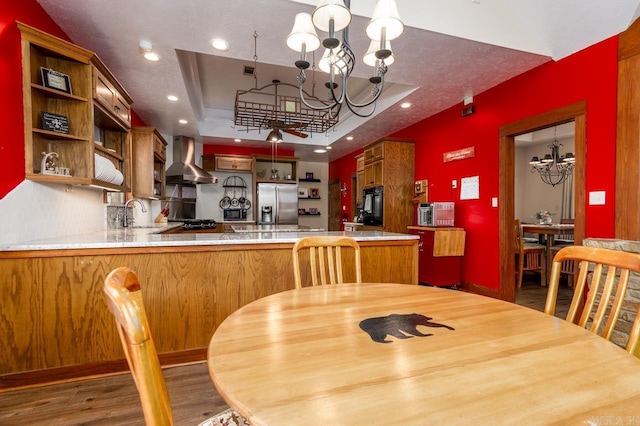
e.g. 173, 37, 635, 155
19, 22, 132, 192
130, 126, 167, 199
355, 153, 364, 207
361, 138, 415, 233
408, 226, 466, 287
92, 63, 131, 129
212, 154, 253, 172
364, 142, 384, 163
364, 160, 383, 187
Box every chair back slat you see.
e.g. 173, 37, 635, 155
545, 246, 640, 356
293, 236, 362, 288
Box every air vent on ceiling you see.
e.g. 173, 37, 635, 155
243, 66, 255, 76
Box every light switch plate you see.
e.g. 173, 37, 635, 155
452, 180, 457, 188
491, 197, 498, 207
589, 191, 606, 205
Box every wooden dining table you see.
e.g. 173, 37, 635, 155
207, 283, 640, 425
522, 223, 575, 275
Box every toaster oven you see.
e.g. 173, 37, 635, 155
417, 202, 455, 226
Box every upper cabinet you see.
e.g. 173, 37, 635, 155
18, 22, 132, 192
203, 154, 253, 172
92, 59, 132, 130
130, 127, 167, 199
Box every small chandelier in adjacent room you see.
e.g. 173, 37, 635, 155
286, 0, 404, 117
529, 127, 575, 187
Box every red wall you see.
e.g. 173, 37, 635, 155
0, 1, 71, 199
332, 36, 619, 289
202, 143, 294, 157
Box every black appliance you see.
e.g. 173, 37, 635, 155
223, 208, 247, 221
169, 219, 217, 230
363, 186, 383, 226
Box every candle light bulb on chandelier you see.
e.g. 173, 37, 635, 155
287, 0, 404, 118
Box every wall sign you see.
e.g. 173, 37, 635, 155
443, 146, 475, 162
41, 112, 70, 134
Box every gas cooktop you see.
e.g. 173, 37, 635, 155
168, 219, 217, 230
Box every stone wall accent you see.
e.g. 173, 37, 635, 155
583, 238, 640, 350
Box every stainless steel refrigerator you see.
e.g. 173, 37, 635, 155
256, 183, 298, 225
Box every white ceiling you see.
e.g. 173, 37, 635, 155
36, 0, 640, 161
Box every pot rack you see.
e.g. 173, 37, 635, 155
220, 176, 250, 210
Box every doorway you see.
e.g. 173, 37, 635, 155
498, 101, 586, 302
328, 178, 342, 231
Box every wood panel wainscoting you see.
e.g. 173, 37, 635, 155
0, 239, 418, 390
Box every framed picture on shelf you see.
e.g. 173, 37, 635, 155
41, 67, 72, 94
310, 188, 319, 198
298, 187, 309, 198
298, 208, 307, 215
305, 172, 314, 180
41, 112, 70, 134
309, 208, 318, 215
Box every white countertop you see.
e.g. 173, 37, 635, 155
1, 224, 418, 252
231, 224, 325, 233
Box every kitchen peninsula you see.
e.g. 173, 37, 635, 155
0, 228, 418, 389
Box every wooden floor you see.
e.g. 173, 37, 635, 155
0, 362, 229, 425
0, 277, 571, 425
515, 271, 573, 319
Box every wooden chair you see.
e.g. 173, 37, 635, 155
515, 219, 547, 288
544, 246, 640, 356
292, 236, 362, 288
104, 267, 249, 426
553, 218, 575, 245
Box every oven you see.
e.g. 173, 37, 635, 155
363, 186, 383, 226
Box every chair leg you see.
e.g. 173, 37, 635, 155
517, 255, 524, 288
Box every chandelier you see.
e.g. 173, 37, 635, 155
529, 127, 575, 187
234, 32, 338, 142
286, 0, 404, 118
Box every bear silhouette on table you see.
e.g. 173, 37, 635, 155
359, 313, 455, 343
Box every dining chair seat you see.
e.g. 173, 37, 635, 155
292, 236, 362, 288
545, 246, 640, 357
104, 267, 250, 425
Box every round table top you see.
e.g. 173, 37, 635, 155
208, 283, 640, 425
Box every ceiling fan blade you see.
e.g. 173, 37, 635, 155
283, 128, 308, 138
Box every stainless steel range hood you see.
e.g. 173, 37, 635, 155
166, 136, 217, 184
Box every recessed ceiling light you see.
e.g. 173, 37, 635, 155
401, 102, 412, 109
314, 149, 327, 154
139, 40, 160, 62
211, 38, 230, 51
178, 119, 188, 124
325, 146, 332, 150
167, 95, 178, 101
346, 136, 353, 141
234, 138, 241, 142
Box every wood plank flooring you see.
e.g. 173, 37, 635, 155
0, 278, 570, 425
0, 362, 228, 425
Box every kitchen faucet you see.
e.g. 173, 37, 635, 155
123, 198, 147, 227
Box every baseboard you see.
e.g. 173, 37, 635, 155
458, 280, 502, 299
0, 348, 207, 392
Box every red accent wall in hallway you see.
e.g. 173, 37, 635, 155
332, 36, 619, 290
0, 1, 71, 199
